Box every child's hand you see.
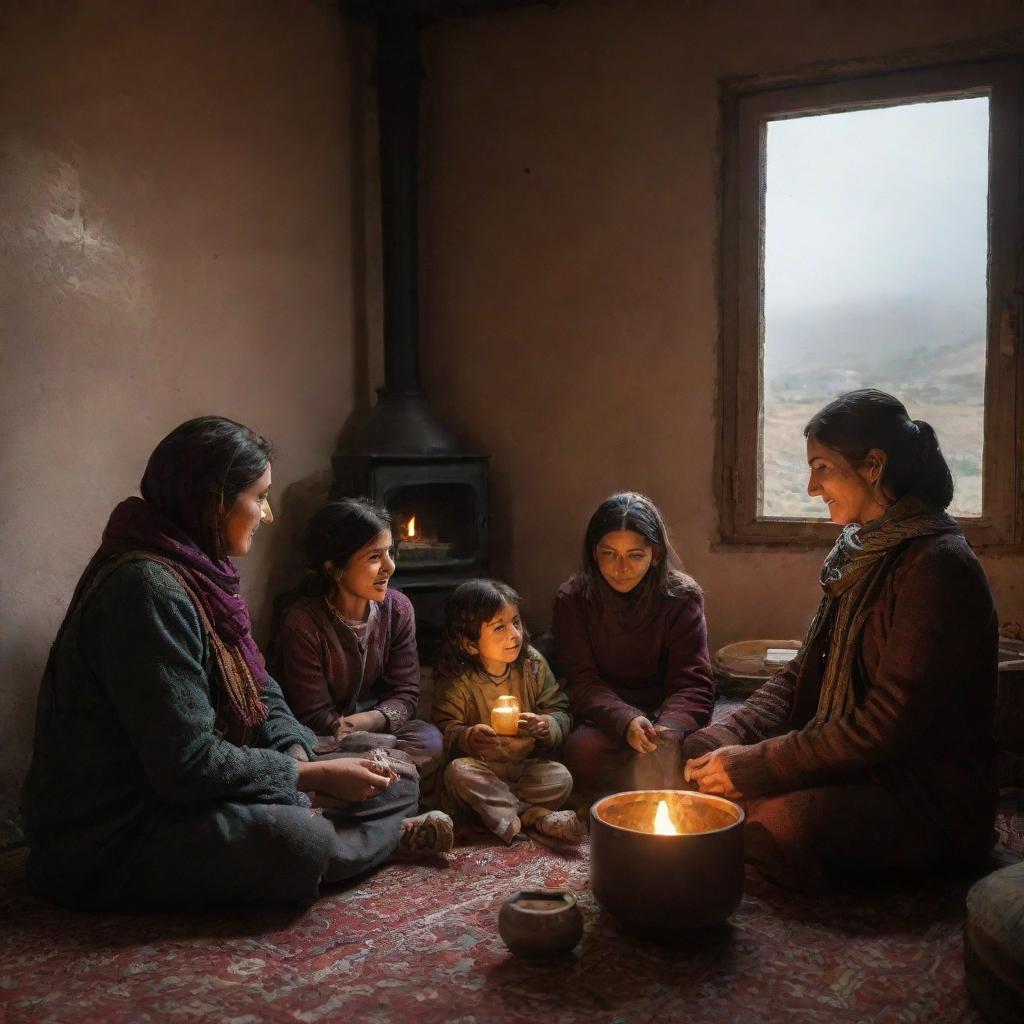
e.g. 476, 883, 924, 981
342, 710, 387, 733
517, 712, 551, 742
462, 723, 501, 757
626, 715, 659, 754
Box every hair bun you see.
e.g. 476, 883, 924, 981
912, 419, 939, 454
804, 391, 953, 510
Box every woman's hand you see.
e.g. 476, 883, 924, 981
461, 723, 501, 757
626, 716, 659, 754
297, 756, 392, 803
339, 710, 387, 734
517, 712, 551, 742
683, 747, 743, 799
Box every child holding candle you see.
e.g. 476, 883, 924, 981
431, 580, 585, 846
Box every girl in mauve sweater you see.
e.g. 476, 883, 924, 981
552, 491, 716, 796
273, 499, 445, 799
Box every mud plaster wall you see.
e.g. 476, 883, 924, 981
418, 0, 1024, 640
0, 1, 373, 810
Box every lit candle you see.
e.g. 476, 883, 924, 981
490, 695, 520, 736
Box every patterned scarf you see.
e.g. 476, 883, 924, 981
89, 498, 270, 736
799, 495, 961, 724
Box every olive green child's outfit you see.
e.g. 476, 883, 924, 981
431, 648, 579, 843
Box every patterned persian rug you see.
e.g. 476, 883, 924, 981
2, 797, 1022, 1024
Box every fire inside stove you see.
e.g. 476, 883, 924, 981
398, 514, 453, 564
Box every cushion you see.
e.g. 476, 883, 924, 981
964, 860, 1024, 1023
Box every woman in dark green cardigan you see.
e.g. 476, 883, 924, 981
21, 416, 450, 911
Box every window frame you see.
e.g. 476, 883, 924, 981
718, 58, 1024, 548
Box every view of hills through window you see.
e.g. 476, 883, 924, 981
760, 96, 989, 519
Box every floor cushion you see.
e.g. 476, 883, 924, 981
964, 859, 1024, 1023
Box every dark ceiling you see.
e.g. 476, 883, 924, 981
339, 0, 558, 24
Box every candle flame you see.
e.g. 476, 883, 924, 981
652, 800, 678, 835
406, 516, 416, 539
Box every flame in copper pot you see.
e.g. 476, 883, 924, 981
406, 516, 417, 539
653, 800, 678, 835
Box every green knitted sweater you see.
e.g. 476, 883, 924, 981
21, 558, 316, 892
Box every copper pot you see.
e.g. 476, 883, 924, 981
590, 789, 745, 929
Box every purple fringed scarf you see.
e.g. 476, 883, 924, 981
90, 496, 270, 733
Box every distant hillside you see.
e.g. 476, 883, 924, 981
764, 296, 986, 406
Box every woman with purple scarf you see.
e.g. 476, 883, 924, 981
21, 417, 451, 911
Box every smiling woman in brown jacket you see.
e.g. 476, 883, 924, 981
683, 391, 998, 891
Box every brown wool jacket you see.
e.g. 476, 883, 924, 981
273, 590, 420, 735
682, 533, 998, 852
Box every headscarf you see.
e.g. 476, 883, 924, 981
60, 427, 271, 735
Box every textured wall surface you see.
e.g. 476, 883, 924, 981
0, 0, 370, 810
417, 0, 1024, 641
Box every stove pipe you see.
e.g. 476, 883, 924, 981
342, 13, 465, 457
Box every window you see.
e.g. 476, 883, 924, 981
719, 60, 1023, 546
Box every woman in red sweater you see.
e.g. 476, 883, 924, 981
684, 390, 998, 891
552, 492, 716, 795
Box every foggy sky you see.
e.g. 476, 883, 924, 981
763, 96, 989, 374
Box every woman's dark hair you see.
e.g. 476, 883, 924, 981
302, 498, 393, 596
581, 491, 689, 608
803, 389, 954, 510
141, 415, 273, 559
435, 579, 530, 682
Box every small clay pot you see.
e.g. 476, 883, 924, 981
498, 888, 584, 955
